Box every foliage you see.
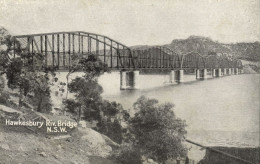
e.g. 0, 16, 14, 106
166, 36, 260, 61
64, 53, 109, 98
63, 98, 81, 114
95, 100, 130, 143
3, 57, 52, 112
0, 90, 11, 105
0, 75, 5, 90
5, 58, 24, 89
110, 143, 142, 164
129, 96, 187, 163
79, 54, 109, 79
26, 73, 52, 113
0, 27, 53, 113
65, 53, 110, 120
66, 76, 130, 143
65, 55, 129, 143
67, 77, 103, 120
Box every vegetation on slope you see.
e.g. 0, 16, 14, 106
131, 35, 260, 62
166, 36, 260, 61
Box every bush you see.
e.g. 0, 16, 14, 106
0, 76, 5, 89
130, 96, 187, 163
0, 91, 10, 105
63, 99, 81, 114
110, 143, 142, 164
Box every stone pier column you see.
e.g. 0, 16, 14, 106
223, 68, 227, 75
196, 69, 200, 79
128, 70, 140, 89
228, 68, 232, 75
177, 70, 184, 83
120, 71, 127, 90
231, 68, 234, 74
202, 69, 207, 79
216, 68, 222, 77
212, 69, 216, 77
169, 70, 176, 83
235, 68, 239, 75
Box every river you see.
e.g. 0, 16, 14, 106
98, 72, 260, 161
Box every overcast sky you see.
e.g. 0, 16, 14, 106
0, 0, 259, 46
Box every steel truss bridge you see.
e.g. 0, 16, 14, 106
11, 31, 243, 71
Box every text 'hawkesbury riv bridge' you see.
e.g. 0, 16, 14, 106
11, 31, 243, 89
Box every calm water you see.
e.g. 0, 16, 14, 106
98, 72, 260, 161
56, 71, 259, 161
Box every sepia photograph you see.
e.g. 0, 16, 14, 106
0, 0, 259, 163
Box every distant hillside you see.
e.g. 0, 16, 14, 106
166, 36, 260, 61
131, 36, 260, 61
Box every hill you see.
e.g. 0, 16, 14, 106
131, 36, 260, 62
166, 36, 260, 61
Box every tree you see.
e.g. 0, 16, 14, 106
110, 143, 142, 164
64, 54, 131, 143
66, 76, 130, 143
67, 77, 103, 121
1, 27, 52, 112
130, 96, 187, 164
65, 53, 109, 120
64, 53, 109, 98
26, 73, 52, 113
95, 100, 130, 143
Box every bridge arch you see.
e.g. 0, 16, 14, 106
132, 46, 181, 69
13, 31, 135, 70
218, 54, 231, 68
205, 55, 219, 69
180, 52, 206, 69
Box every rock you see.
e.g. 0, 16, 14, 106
18, 144, 27, 152
0, 143, 10, 150
78, 127, 113, 157
148, 159, 154, 163
66, 137, 73, 142
39, 152, 47, 157
79, 120, 87, 128
53, 154, 59, 159
0, 132, 4, 142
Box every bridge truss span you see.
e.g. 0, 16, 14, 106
11, 31, 243, 73
132, 46, 181, 70
13, 31, 135, 70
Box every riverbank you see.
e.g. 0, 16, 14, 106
0, 106, 118, 164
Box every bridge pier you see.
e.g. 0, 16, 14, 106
196, 69, 207, 79
169, 70, 176, 83
202, 69, 207, 79
228, 68, 232, 75
235, 68, 239, 75
212, 69, 216, 77
120, 71, 127, 90
223, 68, 227, 76
216, 68, 222, 77
120, 70, 139, 90
231, 68, 235, 75
196, 69, 200, 79
176, 70, 184, 83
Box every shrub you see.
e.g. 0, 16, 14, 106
130, 96, 188, 163
0, 91, 10, 105
110, 143, 142, 164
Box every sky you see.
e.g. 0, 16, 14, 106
0, 0, 259, 46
